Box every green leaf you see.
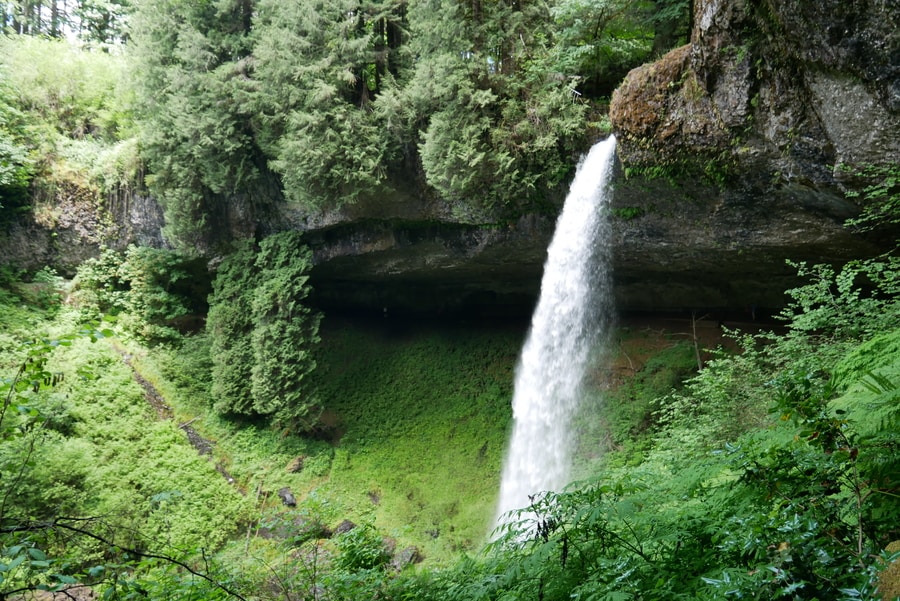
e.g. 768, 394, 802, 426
6, 554, 25, 571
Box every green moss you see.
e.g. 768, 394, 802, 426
310, 318, 520, 560
610, 206, 644, 220
623, 149, 737, 189
573, 335, 698, 474
134, 315, 522, 564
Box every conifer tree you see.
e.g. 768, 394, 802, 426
129, 0, 262, 249
207, 232, 321, 432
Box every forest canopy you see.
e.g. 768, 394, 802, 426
1, 0, 693, 245
66, 0, 689, 245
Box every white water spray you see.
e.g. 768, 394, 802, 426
495, 135, 617, 526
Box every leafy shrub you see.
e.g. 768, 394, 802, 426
0, 35, 130, 143
0, 35, 138, 213
843, 162, 900, 233
72, 245, 208, 343
0, 65, 32, 210
333, 524, 391, 572
412, 53, 587, 214
118, 245, 198, 341
0, 315, 251, 599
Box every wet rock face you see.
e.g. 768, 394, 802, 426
608, 169, 876, 311
305, 215, 556, 317
605, 0, 898, 311
611, 0, 900, 169
0, 189, 168, 276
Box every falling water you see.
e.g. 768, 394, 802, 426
495, 135, 617, 526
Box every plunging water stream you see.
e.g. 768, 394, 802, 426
495, 135, 617, 526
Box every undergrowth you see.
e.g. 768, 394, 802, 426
5, 253, 898, 600
130, 314, 524, 566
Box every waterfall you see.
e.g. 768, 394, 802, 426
495, 135, 617, 527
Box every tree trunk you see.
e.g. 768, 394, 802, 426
50, 0, 59, 37
32, 0, 41, 34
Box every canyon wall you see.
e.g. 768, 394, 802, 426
3, 0, 897, 315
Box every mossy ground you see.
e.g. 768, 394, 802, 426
130, 311, 735, 565
3, 286, 735, 568
131, 314, 525, 565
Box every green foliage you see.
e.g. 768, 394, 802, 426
610, 206, 644, 219
382, 257, 900, 600
0, 34, 139, 222
1, 0, 692, 240
415, 59, 588, 212
129, 0, 679, 236
207, 232, 321, 431
117, 245, 200, 341
312, 319, 518, 561
248, 0, 405, 208
595, 338, 696, 457
0, 0, 130, 41
842, 162, 900, 234
333, 524, 391, 572
207, 240, 256, 416
780, 258, 900, 341
70, 247, 130, 315
15, 247, 899, 601
249, 234, 321, 429
129, 0, 261, 248
132, 315, 520, 567
550, 0, 657, 97
0, 65, 31, 210
73, 0, 132, 47
0, 267, 68, 314
72, 245, 208, 342
0, 301, 249, 600
400, 0, 591, 214
0, 35, 131, 143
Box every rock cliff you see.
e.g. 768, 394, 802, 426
3, 0, 897, 315
608, 0, 899, 310
308, 0, 899, 314
0, 187, 167, 276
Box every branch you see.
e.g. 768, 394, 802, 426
1, 518, 248, 601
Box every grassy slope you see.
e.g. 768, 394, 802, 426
130, 312, 717, 566
0, 302, 249, 555
132, 314, 525, 565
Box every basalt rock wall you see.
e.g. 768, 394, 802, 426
0, 187, 168, 277
607, 0, 899, 312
